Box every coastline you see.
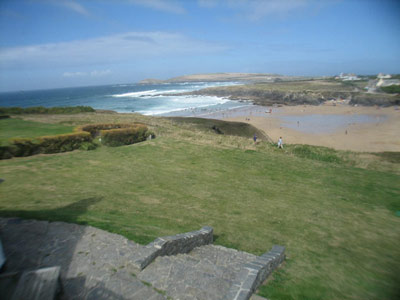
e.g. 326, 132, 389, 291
183, 102, 400, 153
219, 104, 400, 152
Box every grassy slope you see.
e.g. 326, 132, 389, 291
1, 113, 400, 299
0, 118, 74, 145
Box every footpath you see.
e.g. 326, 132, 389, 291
0, 218, 285, 300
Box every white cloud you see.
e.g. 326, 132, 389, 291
90, 69, 111, 76
126, 0, 186, 14
62, 69, 111, 77
198, 0, 218, 8
63, 71, 87, 77
200, 0, 314, 20
60, 1, 90, 16
0, 31, 226, 69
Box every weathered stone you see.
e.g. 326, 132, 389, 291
224, 245, 285, 300
11, 266, 60, 300
0, 218, 284, 300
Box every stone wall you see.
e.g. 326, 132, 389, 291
132, 226, 213, 270
224, 245, 286, 300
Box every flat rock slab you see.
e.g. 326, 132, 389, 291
138, 244, 257, 300
0, 218, 165, 300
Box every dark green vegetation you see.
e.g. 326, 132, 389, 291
101, 126, 150, 147
168, 117, 270, 141
185, 79, 400, 106
1, 113, 399, 300
381, 85, 400, 94
0, 106, 95, 115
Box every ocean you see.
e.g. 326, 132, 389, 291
0, 82, 250, 117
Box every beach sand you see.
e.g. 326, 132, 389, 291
215, 104, 400, 152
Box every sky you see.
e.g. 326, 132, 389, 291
0, 0, 399, 92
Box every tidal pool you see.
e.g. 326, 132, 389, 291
279, 114, 387, 134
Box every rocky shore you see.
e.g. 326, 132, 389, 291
183, 84, 400, 107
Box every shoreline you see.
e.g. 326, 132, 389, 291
167, 102, 399, 153
215, 104, 400, 152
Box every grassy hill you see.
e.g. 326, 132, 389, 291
1, 113, 399, 300
0, 118, 74, 145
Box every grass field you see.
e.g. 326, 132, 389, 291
0, 118, 74, 145
1, 113, 399, 299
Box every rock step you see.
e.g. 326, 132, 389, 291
11, 266, 61, 300
138, 245, 257, 300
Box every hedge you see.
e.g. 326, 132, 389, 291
101, 125, 150, 147
1, 122, 152, 159
76, 123, 141, 137
38, 132, 93, 154
0, 132, 96, 159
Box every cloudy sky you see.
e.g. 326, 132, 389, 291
0, 0, 399, 91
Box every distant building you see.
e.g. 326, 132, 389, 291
377, 73, 392, 79
376, 78, 400, 87
366, 78, 400, 93
336, 72, 360, 81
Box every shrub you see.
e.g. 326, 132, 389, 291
77, 123, 144, 137
38, 132, 93, 154
101, 125, 149, 147
381, 85, 400, 94
5, 132, 95, 158
0, 145, 16, 159
11, 138, 41, 157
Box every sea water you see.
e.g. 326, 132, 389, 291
0, 82, 247, 116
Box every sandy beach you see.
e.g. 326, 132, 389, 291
203, 103, 400, 152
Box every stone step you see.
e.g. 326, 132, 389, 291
138, 245, 257, 300
0, 271, 21, 300
11, 266, 61, 300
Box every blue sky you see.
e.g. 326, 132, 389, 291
0, 0, 399, 91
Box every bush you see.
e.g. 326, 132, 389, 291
381, 85, 400, 94
4, 132, 95, 158
0, 145, 16, 159
77, 123, 139, 137
38, 132, 93, 154
11, 138, 41, 157
101, 125, 150, 147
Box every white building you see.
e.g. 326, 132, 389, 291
377, 73, 392, 79
337, 73, 360, 81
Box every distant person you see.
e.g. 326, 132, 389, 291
278, 137, 283, 148
253, 134, 257, 143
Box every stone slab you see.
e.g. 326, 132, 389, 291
11, 266, 60, 300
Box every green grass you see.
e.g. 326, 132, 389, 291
381, 85, 400, 94
1, 113, 399, 300
0, 118, 74, 145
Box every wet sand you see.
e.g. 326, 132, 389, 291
209, 104, 400, 152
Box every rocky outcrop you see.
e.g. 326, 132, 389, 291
186, 86, 353, 106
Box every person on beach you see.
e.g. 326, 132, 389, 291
253, 134, 257, 143
278, 137, 283, 148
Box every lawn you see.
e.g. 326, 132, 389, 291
0, 114, 399, 300
0, 118, 74, 145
